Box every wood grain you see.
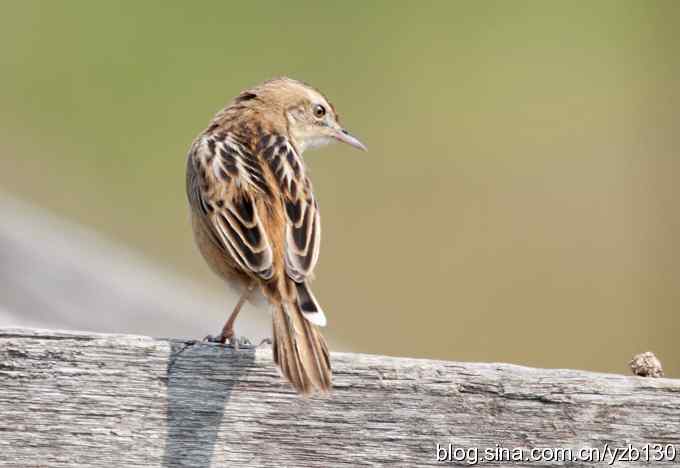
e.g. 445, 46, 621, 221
1, 327, 678, 467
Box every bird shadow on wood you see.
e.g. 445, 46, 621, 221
162, 340, 254, 468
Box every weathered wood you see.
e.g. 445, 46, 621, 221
1, 328, 679, 467
0, 192, 269, 341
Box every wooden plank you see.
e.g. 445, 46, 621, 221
1, 328, 679, 467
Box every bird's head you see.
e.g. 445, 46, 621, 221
240, 77, 367, 154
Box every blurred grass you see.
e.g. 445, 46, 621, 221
1, 1, 678, 375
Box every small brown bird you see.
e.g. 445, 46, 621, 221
185, 77, 366, 394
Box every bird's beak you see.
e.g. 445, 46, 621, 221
332, 127, 367, 151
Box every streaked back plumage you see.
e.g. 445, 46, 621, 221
186, 77, 335, 394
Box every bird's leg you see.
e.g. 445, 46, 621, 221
219, 288, 251, 347
205, 281, 256, 347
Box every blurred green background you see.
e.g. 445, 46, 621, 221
1, 1, 678, 376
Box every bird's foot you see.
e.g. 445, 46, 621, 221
202, 334, 223, 344
225, 335, 253, 350
258, 338, 272, 347
203, 333, 253, 350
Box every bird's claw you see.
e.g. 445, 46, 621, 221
203, 334, 223, 344
203, 333, 253, 350
227, 335, 253, 350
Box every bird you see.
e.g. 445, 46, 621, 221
185, 77, 366, 394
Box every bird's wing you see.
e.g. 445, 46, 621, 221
261, 137, 321, 283
261, 137, 325, 326
188, 133, 274, 280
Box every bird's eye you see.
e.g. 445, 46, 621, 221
313, 104, 326, 119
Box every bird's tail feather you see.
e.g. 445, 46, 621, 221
294, 280, 327, 326
272, 299, 331, 394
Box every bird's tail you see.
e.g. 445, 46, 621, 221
272, 284, 331, 394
